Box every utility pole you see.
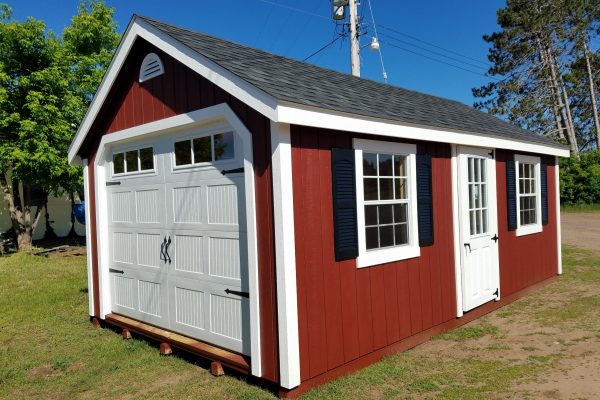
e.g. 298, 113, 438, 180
348, 0, 360, 77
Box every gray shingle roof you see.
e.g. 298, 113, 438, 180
139, 16, 564, 149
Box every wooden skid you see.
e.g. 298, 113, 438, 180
104, 313, 250, 374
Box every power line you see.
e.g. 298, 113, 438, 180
380, 40, 499, 80
303, 34, 345, 61
379, 32, 489, 71
366, 0, 388, 82
376, 23, 491, 67
257, 0, 329, 21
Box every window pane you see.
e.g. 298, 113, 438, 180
482, 209, 488, 233
126, 150, 139, 172
140, 147, 154, 170
395, 224, 408, 245
395, 178, 407, 200
480, 159, 486, 182
529, 209, 536, 224
174, 140, 192, 166
481, 184, 487, 207
366, 227, 379, 250
113, 153, 124, 174
214, 132, 234, 160
468, 158, 473, 182
378, 204, 393, 224
365, 205, 378, 226
379, 178, 394, 200
519, 163, 525, 178
394, 155, 406, 177
469, 184, 474, 209
393, 203, 408, 223
476, 209, 482, 234
379, 225, 394, 248
470, 210, 476, 235
364, 178, 378, 200
379, 154, 393, 176
363, 153, 377, 176
193, 136, 211, 163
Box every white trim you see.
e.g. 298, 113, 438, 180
92, 103, 262, 377
83, 159, 95, 316
514, 154, 543, 237
68, 18, 568, 165
270, 122, 301, 389
450, 145, 463, 317
277, 104, 570, 158
68, 18, 278, 164
353, 139, 420, 268
555, 157, 562, 275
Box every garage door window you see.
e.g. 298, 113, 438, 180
113, 147, 154, 176
174, 132, 235, 167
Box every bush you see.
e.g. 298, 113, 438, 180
560, 150, 600, 205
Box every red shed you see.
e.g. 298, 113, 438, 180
68, 15, 569, 397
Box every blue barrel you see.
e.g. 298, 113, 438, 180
73, 202, 86, 225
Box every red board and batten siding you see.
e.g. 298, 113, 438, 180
495, 150, 558, 296
291, 126, 457, 382
77, 38, 280, 383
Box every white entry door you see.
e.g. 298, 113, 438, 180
106, 126, 250, 355
457, 146, 500, 311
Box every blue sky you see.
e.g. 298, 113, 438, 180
8, 0, 505, 106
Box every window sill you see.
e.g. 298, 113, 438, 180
516, 224, 543, 237
357, 245, 420, 268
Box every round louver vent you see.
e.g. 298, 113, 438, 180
139, 53, 164, 83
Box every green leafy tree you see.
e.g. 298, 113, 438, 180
0, 1, 119, 249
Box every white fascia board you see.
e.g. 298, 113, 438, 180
276, 102, 571, 158
68, 17, 278, 165
270, 121, 301, 389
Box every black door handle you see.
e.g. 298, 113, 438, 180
464, 243, 471, 253
160, 236, 167, 262
164, 236, 172, 264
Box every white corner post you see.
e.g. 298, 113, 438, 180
270, 121, 301, 389
82, 159, 95, 316
555, 157, 562, 275
450, 145, 464, 317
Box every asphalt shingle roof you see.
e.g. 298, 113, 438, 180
139, 16, 564, 149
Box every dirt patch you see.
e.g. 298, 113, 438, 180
562, 212, 600, 251
27, 365, 61, 379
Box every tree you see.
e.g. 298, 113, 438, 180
473, 0, 599, 158
0, 1, 119, 250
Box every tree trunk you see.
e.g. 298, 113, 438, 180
583, 41, 600, 149
543, 41, 580, 158
0, 174, 44, 251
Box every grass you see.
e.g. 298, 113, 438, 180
561, 203, 600, 213
1, 245, 599, 399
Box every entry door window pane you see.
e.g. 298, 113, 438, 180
468, 156, 489, 236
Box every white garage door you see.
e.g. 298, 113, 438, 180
106, 126, 250, 355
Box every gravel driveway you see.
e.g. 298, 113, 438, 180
561, 212, 600, 251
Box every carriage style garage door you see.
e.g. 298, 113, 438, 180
105, 126, 250, 355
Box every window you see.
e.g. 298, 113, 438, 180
354, 139, 420, 267
174, 132, 235, 167
112, 147, 154, 176
467, 157, 489, 236
515, 154, 542, 236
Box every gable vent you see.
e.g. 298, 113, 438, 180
139, 53, 164, 83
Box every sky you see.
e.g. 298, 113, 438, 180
8, 0, 506, 106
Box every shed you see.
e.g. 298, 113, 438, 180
68, 15, 569, 397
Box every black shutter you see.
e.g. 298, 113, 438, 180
331, 148, 358, 261
416, 154, 434, 247
506, 160, 517, 231
541, 161, 548, 225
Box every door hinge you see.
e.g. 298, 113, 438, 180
221, 167, 244, 175
225, 288, 249, 298
109, 268, 124, 274
488, 150, 494, 159
491, 234, 499, 243
464, 243, 471, 253
106, 181, 121, 186
493, 288, 499, 297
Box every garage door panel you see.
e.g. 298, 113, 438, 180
137, 232, 163, 268
109, 190, 135, 224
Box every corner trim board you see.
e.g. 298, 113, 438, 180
270, 121, 301, 389
82, 159, 95, 316
450, 145, 464, 317
555, 158, 562, 275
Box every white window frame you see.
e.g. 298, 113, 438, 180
354, 139, 420, 268
515, 154, 542, 236
170, 127, 239, 172
110, 144, 157, 178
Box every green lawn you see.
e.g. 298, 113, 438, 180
1, 247, 599, 399
561, 203, 600, 213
